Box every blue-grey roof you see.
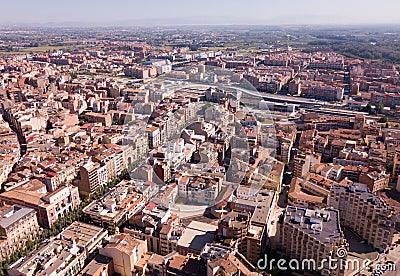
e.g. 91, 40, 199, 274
0, 206, 36, 230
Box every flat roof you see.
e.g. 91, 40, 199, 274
80, 254, 112, 275
284, 206, 343, 244
177, 221, 217, 252
61, 221, 107, 250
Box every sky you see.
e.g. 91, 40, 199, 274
1, 0, 400, 26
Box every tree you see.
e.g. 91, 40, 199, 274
70, 72, 78, 79
267, 88, 276, 94
364, 103, 372, 114
379, 116, 388, 123
375, 103, 385, 114
0, 168, 133, 273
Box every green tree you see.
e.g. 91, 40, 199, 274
364, 103, 372, 114
375, 103, 385, 114
70, 72, 78, 79
379, 116, 388, 123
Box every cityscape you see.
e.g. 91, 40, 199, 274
0, 1, 400, 276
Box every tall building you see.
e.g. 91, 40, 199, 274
392, 150, 400, 182
293, 152, 321, 178
78, 144, 129, 196
276, 206, 347, 276
217, 187, 276, 265
330, 183, 396, 250
78, 161, 108, 196
145, 125, 161, 149
217, 211, 266, 265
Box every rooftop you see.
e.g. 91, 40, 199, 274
177, 221, 217, 253
0, 205, 35, 231
284, 206, 344, 244
83, 180, 145, 223
61, 221, 108, 253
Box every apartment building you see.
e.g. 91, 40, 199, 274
0, 117, 20, 189
309, 61, 344, 70
353, 114, 365, 131
124, 66, 157, 79
0, 180, 80, 228
0, 205, 39, 261
7, 222, 106, 276
358, 170, 390, 192
142, 59, 172, 74
216, 187, 276, 264
78, 161, 108, 196
288, 177, 330, 209
83, 180, 146, 232
9, 238, 85, 276
276, 206, 347, 276
124, 214, 181, 256
85, 112, 112, 127
79, 255, 114, 276
99, 233, 148, 276
217, 211, 266, 265
303, 84, 344, 102
341, 166, 368, 182
61, 221, 108, 258
78, 144, 128, 196
122, 131, 148, 163
329, 183, 396, 250
205, 249, 256, 276
2, 106, 48, 138
145, 125, 161, 149
166, 253, 203, 276
179, 174, 222, 205
293, 153, 321, 178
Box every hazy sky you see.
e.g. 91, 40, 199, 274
1, 0, 400, 26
